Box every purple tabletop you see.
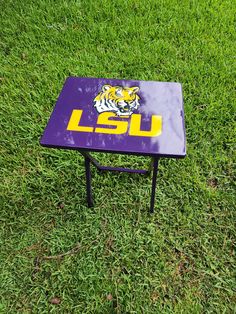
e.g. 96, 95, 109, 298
40, 77, 186, 157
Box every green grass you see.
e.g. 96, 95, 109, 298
1, 0, 235, 312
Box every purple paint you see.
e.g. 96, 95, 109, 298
40, 77, 186, 157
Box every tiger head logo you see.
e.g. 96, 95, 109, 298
94, 84, 141, 116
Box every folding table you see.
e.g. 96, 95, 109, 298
40, 77, 186, 213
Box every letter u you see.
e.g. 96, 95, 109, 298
129, 114, 162, 137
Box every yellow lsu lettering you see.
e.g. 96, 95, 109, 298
67, 109, 162, 137
67, 109, 94, 132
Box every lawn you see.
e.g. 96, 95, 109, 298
0, 0, 235, 313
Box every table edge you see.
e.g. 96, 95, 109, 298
40, 142, 186, 159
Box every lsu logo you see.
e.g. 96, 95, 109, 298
67, 84, 162, 137
94, 84, 141, 116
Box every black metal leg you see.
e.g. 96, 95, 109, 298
150, 158, 159, 213
84, 156, 94, 207
82, 151, 159, 211
80, 151, 151, 175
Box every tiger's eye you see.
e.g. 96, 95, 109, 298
115, 89, 123, 97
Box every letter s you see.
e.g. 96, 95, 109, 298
95, 112, 128, 134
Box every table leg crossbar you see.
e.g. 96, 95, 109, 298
81, 151, 159, 213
